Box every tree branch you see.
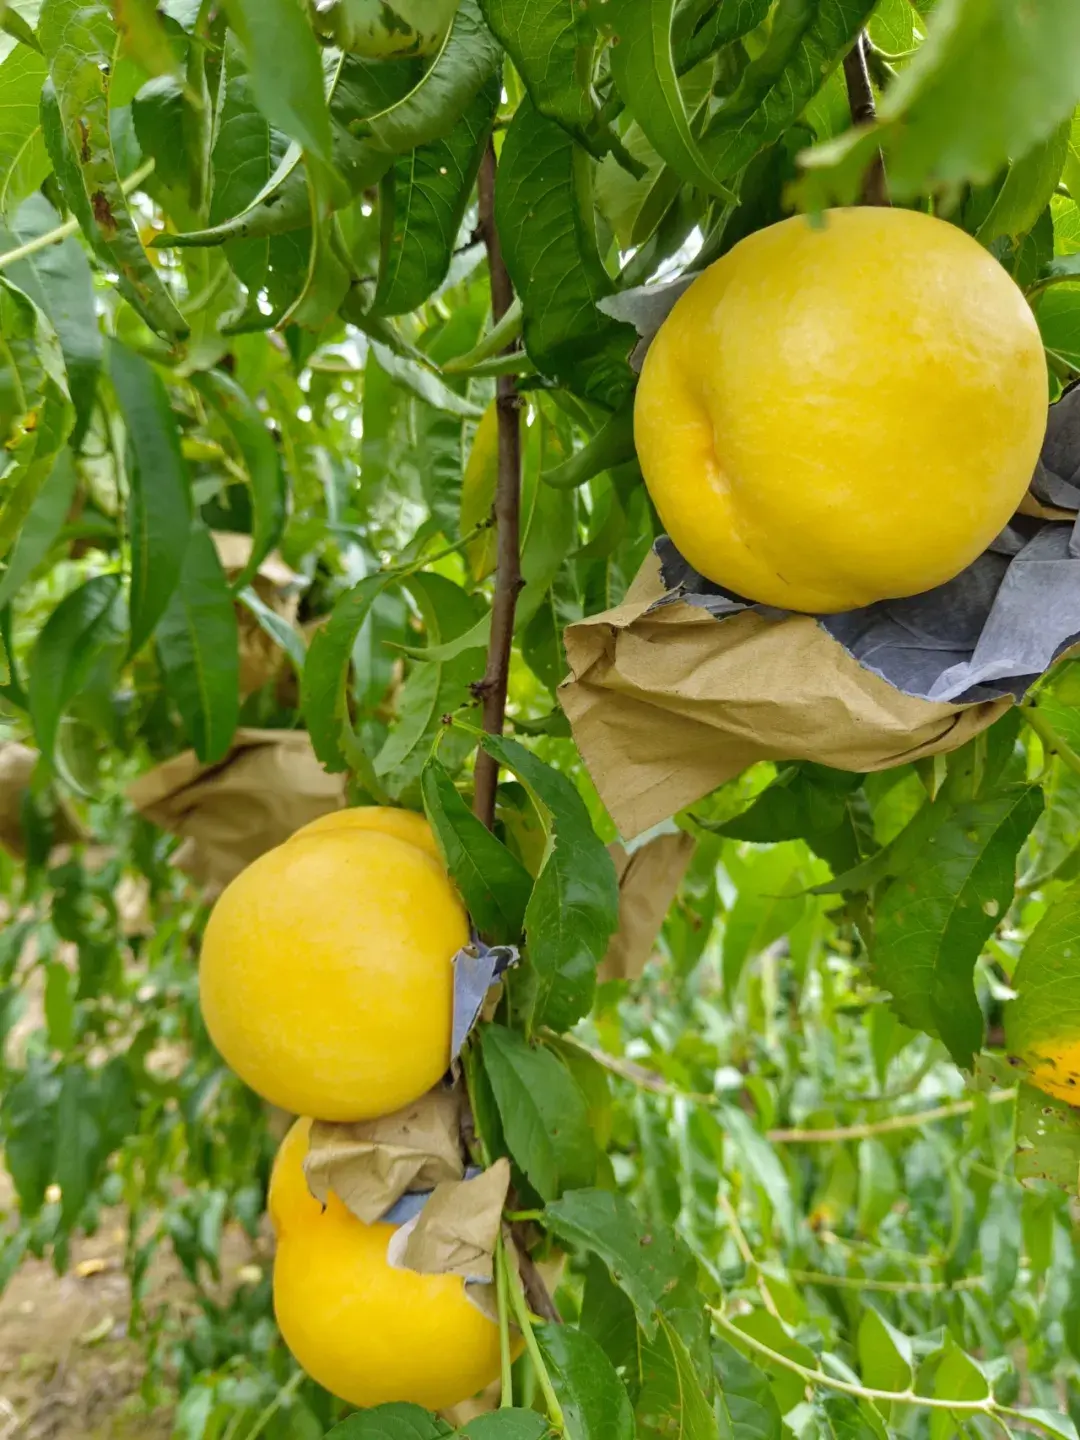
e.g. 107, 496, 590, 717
470, 139, 559, 1327
472, 140, 524, 832
842, 33, 890, 207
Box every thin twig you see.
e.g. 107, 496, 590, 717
472, 139, 524, 832
0, 159, 157, 271
842, 33, 890, 207
767, 1089, 1015, 1144
718, 1191, 783, 1320
710, 1309, 1064, 1439
506, 1247, 565, 1431
786, 1269, 986, 1295
496, 1233, 515, 1408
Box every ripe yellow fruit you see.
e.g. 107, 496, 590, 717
270, 1118, 503, 1411
290, 805, 442, 862
635, 207, 1048, 613
199, 808, 467, 1121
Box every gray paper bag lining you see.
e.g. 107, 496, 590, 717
451, 938, 518, 1060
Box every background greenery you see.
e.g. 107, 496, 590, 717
3, 0, 1080, 1436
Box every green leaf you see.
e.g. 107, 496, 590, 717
0, 38, 48, 215
360, 0, 503, 156
156, 526, 240, 764
605, 0, 734, 200
857, 1308, 912, 1395
456, 1414, 552, 1440
1009, 1413, 1080, 1440
718, 1104, 797, 1244
703, 0, 876, 182
1, 193, 101, 447
43, 959, 75, 1051
479, 1023, 598, 1200
39, 1, 187, 341
421, 758, 533, 944
930, 1337, 988, 1440
580, 1253, 638, 1374
873, 785, 1043, 1067
372, 574, 485, 795
370, 340, 485, 418
238, 586, 306, 676
676, 0, 770, 71
855, 1138, 899, 1237
478, 733, 619, 1031
193, 370, 286, 591
302, 572, 394, 773
712, 765, 863, 873
801, 0, 1080, 204
637, 1312, 718, 1440
0, 445, 76, 607
113, 0, 183, 78
0, 275, 74, 562
1007, 884, 1080, 1103
495, 99, 636, 408
479, 0, 595, 135
543, 1187, 696, 1338
107, 341, 193, 654
714, 1339, 783, 1440
1034, 282, 1080, 371
54, 1062, 105, 1227
535, 1323, 636, 1440
203, 72, 294, 296
372, 74, 498, 317
325, 1402, 452, 1440
978, 118, 1072, 243
1, 3, 42, 53
28, 572, 126, 764
221, 0, 332, 166
721, 846, 808, 997
1, 1061, 58, 1218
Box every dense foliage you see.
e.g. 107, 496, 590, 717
3, 0, 1080, 1436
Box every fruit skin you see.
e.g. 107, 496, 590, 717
310, 0, 459, 58
289, 805, 442, 862
634, 207, 1048, 614
199, 810, 467, 1122
270, 1118, 503, 1411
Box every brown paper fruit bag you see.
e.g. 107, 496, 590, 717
561, 383, 1080, 839
128, 728, 345, 891
0, 741, 85, 857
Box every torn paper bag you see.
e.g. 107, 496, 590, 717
387, 1159, 511, 1284
600, 831, 696, 982
128, 729, 345, 891
304, 1087, 464, 1224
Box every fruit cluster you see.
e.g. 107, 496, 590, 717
199, 808, 502, 1411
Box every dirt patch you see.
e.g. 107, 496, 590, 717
0, 1198, 265, 1440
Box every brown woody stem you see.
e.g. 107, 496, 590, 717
472, 141, 524, 831
470, 139, 560, 1325
842, 32, 890, 207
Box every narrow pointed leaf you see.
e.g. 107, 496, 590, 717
156, 527, 239, 763
107, 341, 192, 655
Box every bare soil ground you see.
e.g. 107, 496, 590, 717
0, 1189, 264, 1440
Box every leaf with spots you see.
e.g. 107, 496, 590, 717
0, 276, 74, 564
543, 1187, 697, 1338
874, 784, 1043, 1068
38, 0, 187, 341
